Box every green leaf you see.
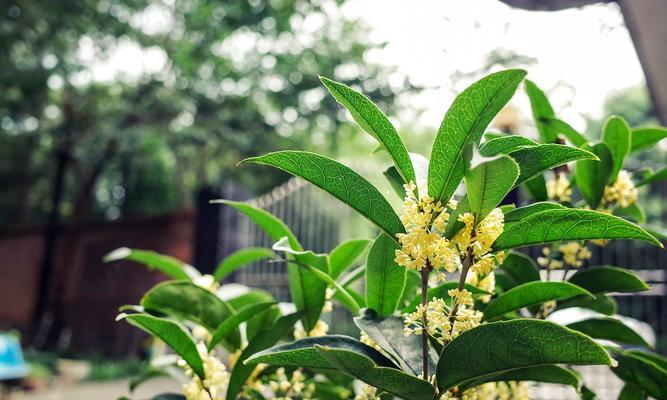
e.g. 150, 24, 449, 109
494, 209, 662, 249
436, 319, 612, 391
245, 335, 397, 369
627, 349, 667, 371
615, 203, 647, 224
482, 281, 593, 321
522, 174, 549, 201
575, 142, 613, 208
398, 270, 421, 308
213, 247, 276, 281
568, 266, 649, 293
428, 69, 526, 203
465, 156, 519, 222
365, 233, 406, 316
208, 302, 276, 351
498, 251, 540, 287
630, 127, 667, 153
618, 383, 646, 400
272, 237, 335, 327
118, 313, 204, 379
544, 118, 588, 147
567, 317, 649, 347
602, 116, 631, 182
510, 143, 597, 187
213, 200, 301, 250
502, 201, 566, 223
104, 247, 199, 280
226, 312, 301, 400
637, 167, 667, 187
329, 239, 371, 279
525, 79, 558, 143
354, 310, 437, 376
556, 293, 617, 315
246, 335, 434, 400
241, 151, 403, 237
316, 345, 436, 400
478, 135, 538, 157
459, 365, 582, 392
612, 350, 667, 400
319, 76, 415, 185
141, 281, 237, 333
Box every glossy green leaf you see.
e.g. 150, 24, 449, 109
245, 335, 397, 370
494, 209, 662, 249
568, 266, 649, 293
436, 319, 612, 391
141, 281, 237, 333
365, 233, 406, 316
637, 167, 667, 187
104, 247, 199, 280
118, 313, 204, 379
226, 312, 301, 400
317, 345, 436, 400
525, 79, 558, 143
575, 143, 613, 208
612, 350, 667, 400
398, 270, 420, 308
354, 310, 437, 376
319, 76, 415, 185
208, 302, 276, 351
556, 293, 617, 316
567, 317, 649, 347
428, 69, 526, 203
544, 118, 588, 147
502, 201, 566, 223
630, 127, 667, 153
329, 238, 371, 279
618, 383, 646, 400
483, 281, 592, 321
478, 135, 538, 157
241, 151, 403, 237
522, 174, 549, 201
510, 143, 597, 187
213, 247, 276, 281
272, 237, 335, 327
627, 349, 667, 371
459, 365, 582, 392
602, 116, 631, 182
213, 200, 301, 250
465, 156, 519, 222
498, 251, 540, 286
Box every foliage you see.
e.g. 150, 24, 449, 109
108, 70, 666, 400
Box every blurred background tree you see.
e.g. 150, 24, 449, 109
0, 0, 410, 227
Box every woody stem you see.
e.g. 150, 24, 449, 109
448, 247, 474, 336
420, 263, 430, 380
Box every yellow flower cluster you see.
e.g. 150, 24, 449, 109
270, 368, 315, 400
180, 342, 229, 400
440, 381, 529, 400
394, 182, 459, 273
360, 330, 383, 352
537, 242, 591, 270
546, 172, 572, 202
603, 170, 638, 208
355, 384, 381, 400
293, 320, 329, 340
403, 296, 482, 345
453, 209, 505, 261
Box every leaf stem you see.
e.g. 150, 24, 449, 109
448, 247, 474, 337
420, 263, 430, 380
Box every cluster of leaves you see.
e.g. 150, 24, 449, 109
109, 70, 666, 400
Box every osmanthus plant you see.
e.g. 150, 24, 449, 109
235, 70, 665, 399
109, 70, 667, 400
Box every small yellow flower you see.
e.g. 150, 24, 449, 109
547, 172, 572, 202
603, 170, 638, 208
558, 241, 592, 268
180, 342, 229, 400
293, 320, 329, 339
448, 288, 474, 307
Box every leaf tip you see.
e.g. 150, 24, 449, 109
104, 247, 131, 263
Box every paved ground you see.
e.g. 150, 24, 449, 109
6, 377, 181, 400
